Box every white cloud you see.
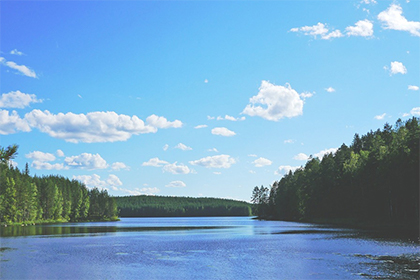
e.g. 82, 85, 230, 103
165, 180, 186, 188
24, 110, 181, 143
194, 124, 208, 129
163, 162, 191, 174
217, 115, 246, 121
389, 61, 407, 75
56, 149, 65, 157
207, 116, 215, 120
142, 157, 169, 167
314, 148, 338, 159
208, 148, 219, 153
293, 153, 309, 161
10, 49, 24, 56
120, 187, 160, 195
242, 81, 304, 121
163, 144, 169, 151
25, 151, 56, 162
0, 109, 31, 135
325, 87, 336, 93
361, 0, 376, 4
111, 162, 130, 171
204, 79, 209, 83
300, 92, 314, 99
213, 172, 221, 175
31, 161, 66, 170
64, 153, 108, 170
0, 90, 42, 108
253, 157, 272, 167
211, 127, 236, 137
374, 113, 387, 120
248, 154, 258, 157
146, 114, 183, 129
408, 85, 419, 91
290, 22, 343, 40
405, 107, 420, 116
175, 143, 192, 151
275, 165, 300, 175
0, 57, 37, 78
378, 4, 420, 37
284, 139, 295, 144
345, 19, 374, 37
189, 154, 236, 169
73, 174, 122, 190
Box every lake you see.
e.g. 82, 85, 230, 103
0, 217, 419, 280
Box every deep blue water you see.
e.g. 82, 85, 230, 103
0, 217, 419, 279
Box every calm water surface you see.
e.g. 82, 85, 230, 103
0, 217, 419, 280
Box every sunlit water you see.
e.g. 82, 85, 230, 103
1, 217, 419, 280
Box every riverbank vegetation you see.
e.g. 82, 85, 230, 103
252, 118, 419, 231
115, 195, 252, 217
0, 148, 118, 225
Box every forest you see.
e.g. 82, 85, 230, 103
115, 195, 252, 217
252, 117, 419, 230
0, 146, 118, 225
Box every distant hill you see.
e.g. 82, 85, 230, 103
115, 195, 252, 217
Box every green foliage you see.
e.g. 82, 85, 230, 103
255, 118, 419, 228
115, 195, 252, 217
0, 156, 118, 224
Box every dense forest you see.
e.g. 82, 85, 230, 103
116, 195, 252, 217
252, 118, 419, 229
0, 146, 118, 224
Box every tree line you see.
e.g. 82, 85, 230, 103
116, 195, 252, 217
252, 117, 419, 229
0, 147, 118, 224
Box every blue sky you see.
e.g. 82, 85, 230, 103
1, 0, 419, 201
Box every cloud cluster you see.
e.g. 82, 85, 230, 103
0, 108, 183, 142
0, 91, 42, 108
242, 81, 304, 121
387, 61, 407, 75
142, 158, 191, 174
275, 165, 300, 175
215, 115, 246, 121
73, 174, 122, 190
165, 180, 186, 188
290, 20, 373, 39
408, 85, 419, 91
189, 154, 236, 169
175, 143, 192, 151
377, 4, 420, 37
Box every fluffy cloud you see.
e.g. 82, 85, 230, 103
293, 153, 309, 161
211, 127, 236, 137
163, 144, 169, 151
0, 91, 42, 109
408, 85, 419, 91
314, 148, 338, 159
374, 113, 387, 120
325, 87, 336, 93
26, 151, 56, 162
0, 109, 31, 134
275, 165, 300, 175
388, 61, 407, 75
0, 57, 37, 78
111, 162, 130, 171
24, 110, 181, 143
162, 162, 191, 174
73, 174, 122, 190
165, 180, 186, 188
146, 114, 183, 129
56, 150, 65, 157
252, 157, 272, 167
290, 23, 343, 40
208, 148, 219, 153
142, 157, 169, 167
345, 19, 374, 37
242, 81, 304, 121
64, 153, 108, 170
189, 154, 236, 169
32, 161, 66, 170
378, 4, 420, 37
175, 143, 192, 151
404, 107, 420, 117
